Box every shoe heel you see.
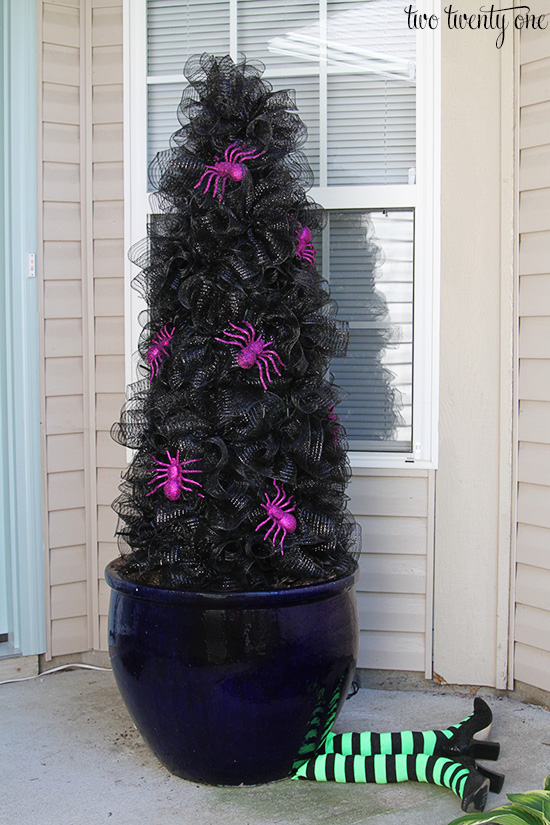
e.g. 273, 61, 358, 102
467, 740, 500, 760
461, 774, 490, 812
476, 764, 505, 794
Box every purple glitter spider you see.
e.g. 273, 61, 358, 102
256, 480, 297, 553
295, 225, 316, 266
146, 449, 204, 501
215, 322, 285, 390
147, 325, 175, 381
194, 141, 265, 202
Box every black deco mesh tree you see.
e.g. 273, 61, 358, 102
112, 54, 362, 591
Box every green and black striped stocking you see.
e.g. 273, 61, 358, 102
320, 698, 492, 758
291, 752, 494, 811
290, 699, 498, 812
291, 673, 349, 772
293, 752, 467, 789
292, 753, 483, 806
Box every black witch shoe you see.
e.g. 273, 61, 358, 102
476, 762, 506, 794
439, 698, 500, 760
459, 756, 506, 811
461, 771, 491, 812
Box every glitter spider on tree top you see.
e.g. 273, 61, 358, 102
111, 54, 360, 591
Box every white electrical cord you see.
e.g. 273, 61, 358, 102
0, 662, 112, 686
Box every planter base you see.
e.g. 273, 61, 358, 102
106, 560, 359, 786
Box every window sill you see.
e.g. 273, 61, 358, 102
349, 453, 437, 472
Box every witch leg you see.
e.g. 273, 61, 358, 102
292, 753, 496, 813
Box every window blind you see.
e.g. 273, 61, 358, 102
147, 0, 230, 76
327, 210, 413, 450
238, 0, 319, 74
328, 74, 416, 186
147, 0, 416, 185
146, 0, 416, 453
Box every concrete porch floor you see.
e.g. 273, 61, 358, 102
2, 668, 549, 825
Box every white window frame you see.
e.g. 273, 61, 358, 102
123, 0, 441, 470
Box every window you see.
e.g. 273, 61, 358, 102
124, 0, 440, 467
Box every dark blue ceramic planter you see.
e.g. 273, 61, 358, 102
105, 560, 359, 786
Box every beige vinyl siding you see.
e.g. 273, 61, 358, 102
41, 0, 88, 656
515, 11, 550, 693
39, 0, 125, 658
349, 469, 432, 674
91, 2, 125, 650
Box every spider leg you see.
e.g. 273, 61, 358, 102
193, 171, 207, 190
194, 169, 214, 191
243, 321, 256, 339
219, 330, 250, 347
260, 357, 273, 385
255, 515, 271, 532
262, 353, 283, 377
152, 466, 169, 478
245, 148, 265, 162
202, 171, 218, 195
149, 469, 169, 481
211, 173, 223, 199
264, 521, 277, 542
180, 478, 203, 489
263, 348, 285, 366
159, 329, 174, 344
229, 323, 253, 342
229, 144, 245, 163
226, 142, 240, 163
272, 481, 283, 503
218, 176, 227, 202
214, 336, 244, 347
256, 360, 269, 390
146, 480, 167, 496
217, 331, 249, 345
224, 327, 251, 343
272, 524, 283, 547
212, 173, 222, 200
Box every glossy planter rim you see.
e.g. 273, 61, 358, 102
105, 558, 359, 608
